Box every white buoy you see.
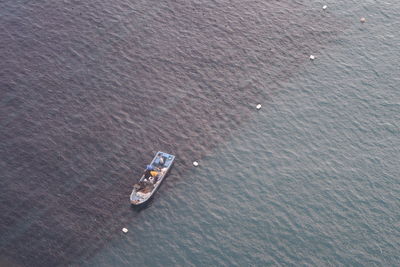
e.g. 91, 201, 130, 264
256, 104, 262, 110
322, 5, 327, 10
360, 17, 366, 23
122, 228, 128, 233
309, 55, 315, 60
193, 161, 199, 167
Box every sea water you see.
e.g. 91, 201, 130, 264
1, 0, 399, 266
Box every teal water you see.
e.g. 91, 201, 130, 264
83, 2, 399, 266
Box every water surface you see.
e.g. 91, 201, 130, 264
0, 0, 399, 266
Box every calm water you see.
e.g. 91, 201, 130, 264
1, 0, 399, 266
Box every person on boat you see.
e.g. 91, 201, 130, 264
159, 156, 165, 166
156, 154, 165, 166
144, 165, 154, 179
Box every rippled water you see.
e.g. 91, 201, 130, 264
1, 0, 399, 266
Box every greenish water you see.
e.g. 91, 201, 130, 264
83, 2, 400, 266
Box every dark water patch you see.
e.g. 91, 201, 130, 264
0, 0, 346, 265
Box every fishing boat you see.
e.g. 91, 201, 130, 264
130, 151, 175, 205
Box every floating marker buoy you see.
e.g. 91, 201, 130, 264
310, 55, 315, 60
322, 5, 327, 10
256, 104, 262, 110
193, 161, 199, 167
360, 17, 366, 23
122, 228, 128, 233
